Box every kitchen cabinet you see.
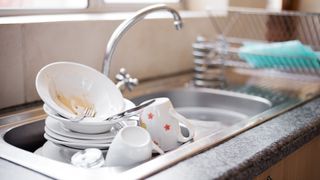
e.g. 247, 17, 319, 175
255, 135, 320, 180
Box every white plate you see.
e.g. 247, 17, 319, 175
45, 116, 138, 140
36, 61, 124, 120
44, 99, 136, 134
44, 133, 110, 149
45, 127, 114, 144
45, 117, 115, 140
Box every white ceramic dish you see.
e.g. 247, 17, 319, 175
35, 141, 80, 163
34, 147, 43, 155
105, 126, 153, 167
36, 61, 124, 120
34, 141, 108, 164
45, 127, 114, 144
44, 133, 111, 149
43, 99, 136, 134
45, 117, 115, 140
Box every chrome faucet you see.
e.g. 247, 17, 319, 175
102, 4, 183, 84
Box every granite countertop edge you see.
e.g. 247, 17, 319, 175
226, 116, 320, 179
150, 97, 320, 180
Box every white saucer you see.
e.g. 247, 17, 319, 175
45, 127, 114, 144
44, 133, 110, 149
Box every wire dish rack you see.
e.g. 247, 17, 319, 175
193, 7, 320, 87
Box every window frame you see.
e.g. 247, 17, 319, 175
0, 0, 183, 16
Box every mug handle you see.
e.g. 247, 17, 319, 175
169, 108, 195, 143
152, 141, 164, 155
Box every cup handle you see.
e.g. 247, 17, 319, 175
152, 141, 164, 155
169, 108, 195, 143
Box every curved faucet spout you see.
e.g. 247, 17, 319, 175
102, 4, 183, 77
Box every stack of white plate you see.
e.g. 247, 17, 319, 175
42, 99, 137, 150
36, 100, 137, 163
44, 117, 114, 150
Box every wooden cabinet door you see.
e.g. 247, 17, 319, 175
255, 135, 320, 180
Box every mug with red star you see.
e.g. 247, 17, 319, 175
139, 97, 195, 152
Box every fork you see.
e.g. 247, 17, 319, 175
71, 105, 95, 122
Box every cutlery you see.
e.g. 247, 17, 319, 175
105, 99, 155, 121
70, 105, 96, 122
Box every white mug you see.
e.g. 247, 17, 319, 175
105, 126, 163, 167
140, 97, 195, 152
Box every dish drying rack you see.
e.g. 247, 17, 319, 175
193, 7, 320, 87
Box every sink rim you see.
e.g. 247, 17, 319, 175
0, 118, 128, 180
133, 87, 273, 108
186, 87, 273, 107
0, 88, 298, 180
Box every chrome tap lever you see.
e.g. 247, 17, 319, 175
115, 68, 139, 92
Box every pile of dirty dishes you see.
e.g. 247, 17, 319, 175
34, 110, 136, 164
43, 101, 136, 150
35, 62, 136, 158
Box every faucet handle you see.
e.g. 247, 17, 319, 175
117, 68, 128, 77
115, 68, 139, 92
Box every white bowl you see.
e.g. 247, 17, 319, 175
43, 99, 136, 134
36, 61, 124, 120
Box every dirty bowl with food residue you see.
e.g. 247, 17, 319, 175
36, 61, 125, 121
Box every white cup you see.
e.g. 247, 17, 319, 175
105, 126, 162, 167
140, 97, 195, 152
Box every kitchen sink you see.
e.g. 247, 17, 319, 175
0, 87, 299, 179
131, 88, 272, 140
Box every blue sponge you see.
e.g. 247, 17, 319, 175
239, 40, 320, 69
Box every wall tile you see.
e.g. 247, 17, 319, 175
0, 25, 25, 108
109, 17, 216, 80
23, 21, 120, 102
1, 16, 216, 107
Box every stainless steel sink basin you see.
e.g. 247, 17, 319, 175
0, 87, 299, 179
131, 88, 272, 140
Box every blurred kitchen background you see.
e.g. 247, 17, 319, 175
0, 0, 318, 109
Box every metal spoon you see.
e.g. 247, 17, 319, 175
105, 99, 155, 122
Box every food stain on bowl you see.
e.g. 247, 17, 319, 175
37, 62, 124, 120
46, 76, 96, 117
55, 92, 95, 116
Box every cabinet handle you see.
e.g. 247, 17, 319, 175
267, 176, 272, 180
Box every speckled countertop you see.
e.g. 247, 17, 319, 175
148, 96, 320, 180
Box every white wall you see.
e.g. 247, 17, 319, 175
299, 0, 320, 13
0, 13, 217, 109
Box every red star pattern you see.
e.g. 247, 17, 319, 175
164, 124, 171, 131
148, 112, 154, 120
